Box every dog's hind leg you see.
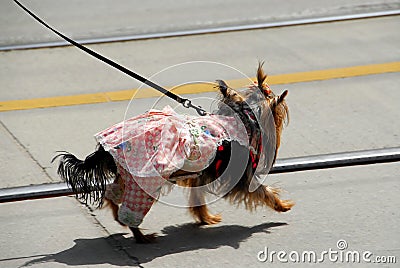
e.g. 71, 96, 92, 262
116, 169, 162, 243
129, 227, 157, 244
104, 194, 157, 243
186, 179, 222, 225
103, 198, 125, 226
104, 175, 126, 226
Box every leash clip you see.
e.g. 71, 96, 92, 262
182, 99, 207, 116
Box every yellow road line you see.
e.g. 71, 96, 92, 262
1, 62, 399, 112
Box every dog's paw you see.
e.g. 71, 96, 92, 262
275, 200, 295, 212
130, 227, 158, 243
200, 214, 222, 225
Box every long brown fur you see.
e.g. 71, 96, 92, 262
214, 64, 293, 213
176, 178, 222, 225
173, 64, 293, 224
257, 61, 268, 91
256, 62, 289, 160
224, 183, 294, 212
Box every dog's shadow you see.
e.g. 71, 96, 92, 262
22, 222, 286, 267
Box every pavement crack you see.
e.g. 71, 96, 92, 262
83, 203, 142, 267
0, 119, 54, 182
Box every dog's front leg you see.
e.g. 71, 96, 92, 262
190, 205, 222, 225
187, 179, 222, 225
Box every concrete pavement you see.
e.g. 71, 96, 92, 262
0, 2, 399, 267
0, 197, 136, 267
0, 162, 398, 267
1, 16, 400, 101
2, 0, 399, 46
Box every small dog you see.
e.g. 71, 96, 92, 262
53, 63, 293, 243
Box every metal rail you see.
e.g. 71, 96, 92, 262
270, 147, 400, 173
1, 147, 399, 203
1, 10, 399, 51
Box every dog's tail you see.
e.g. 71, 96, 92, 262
52, 145, 117, 207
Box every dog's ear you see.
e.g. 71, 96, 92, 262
216, 79, 230, 97
278, 90, 288, 104
257, 61, 268, 90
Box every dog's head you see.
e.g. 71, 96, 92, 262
253, 63, 289, 150
215, 63, 289, 169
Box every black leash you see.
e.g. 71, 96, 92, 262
14, 0, 207, 116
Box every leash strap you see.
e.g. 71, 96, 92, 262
14, 0, 207, 116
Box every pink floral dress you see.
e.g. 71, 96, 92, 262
95, 106, 248, 227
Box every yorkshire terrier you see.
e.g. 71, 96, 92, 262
53, 63, 294, 243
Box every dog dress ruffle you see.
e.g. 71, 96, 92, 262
95, 106, 248, 227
